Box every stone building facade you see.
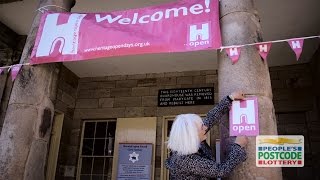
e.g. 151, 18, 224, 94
47, 49, 320, 180
0, 1, 319, 180
0, 34, 319, 180
0, 19, 319, 180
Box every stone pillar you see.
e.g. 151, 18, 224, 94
0, 1, 75, 180
218, 0, 282, 179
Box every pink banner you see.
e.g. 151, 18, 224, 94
256, 43, 272, 61
287, 39, 304, 61
31, 0, 221, 64
10, 64, 22, 82
226, 47, 241, 64
229, 97, 259, 136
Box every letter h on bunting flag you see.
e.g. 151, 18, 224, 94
256, 43, 272, 61
287, 39, 304, 61
226, 47, 241, 64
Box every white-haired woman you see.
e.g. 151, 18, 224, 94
165, 92, 248, 179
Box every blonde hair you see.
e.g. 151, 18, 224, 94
167, 114, 202, 155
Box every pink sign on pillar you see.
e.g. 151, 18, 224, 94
256, 43, 272, 61
226, 47, 241, 64
287, 39, 304, 61
229, 97, 259, 136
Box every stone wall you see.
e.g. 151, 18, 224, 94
0, 72, 13, 135
309, 46, 320, 179
72, 70, 218, 180
54, 66, 79, 180
0, 22, 26, 134
311, 45, 320, 113
270, 62, 320, 179
271, 64, 314, 112
53, 70, 218, 179
53, 62, 320, 180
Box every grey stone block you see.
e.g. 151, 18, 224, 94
116, 80, 137, 88
114, 97, 141, 107
75, 99, 99, 109
98, 98, 114, 108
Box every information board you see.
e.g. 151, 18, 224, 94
117, 143, 153, 180
158, 87, 214, 107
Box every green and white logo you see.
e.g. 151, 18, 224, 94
256, 135, 304, 167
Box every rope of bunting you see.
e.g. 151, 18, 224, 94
0, 63, 30, 71
219, 35, 320, 52
37, 5, 69, 13
0, 35, 319, 70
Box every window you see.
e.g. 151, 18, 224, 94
78, 120, 116, 180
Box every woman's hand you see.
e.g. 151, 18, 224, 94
235, 136, 249, 147
230, 91, 245, 100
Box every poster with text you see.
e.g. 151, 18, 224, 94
117, 143, 153, 180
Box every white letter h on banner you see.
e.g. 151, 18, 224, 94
232, 100, 255, 125
36, 13, 86, 57
189, 23, 209, 41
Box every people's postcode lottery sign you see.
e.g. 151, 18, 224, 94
158, 87, 214, 107
117, 143, 153, 180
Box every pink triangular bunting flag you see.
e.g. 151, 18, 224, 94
256, 43, 272, 61
226, 47, 241, 64
10, 64, 22, 82
287, 39, 304, 61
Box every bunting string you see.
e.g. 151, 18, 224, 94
0, 63, 30, 70
37, 5, 69, 13
219, 35, 320, 50
220, 35, 319, 63
0, 35, 319, 82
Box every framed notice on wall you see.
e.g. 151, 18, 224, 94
158, 87, 214, 107
117, 143, 153, 180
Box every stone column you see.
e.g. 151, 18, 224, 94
218, 0, 282, 179
0, 1, 75, 180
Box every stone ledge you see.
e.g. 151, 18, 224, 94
177, 76, 193, 85
74, 108, 125, 119
125, 107, 144, 117
116, 80, 137, 88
